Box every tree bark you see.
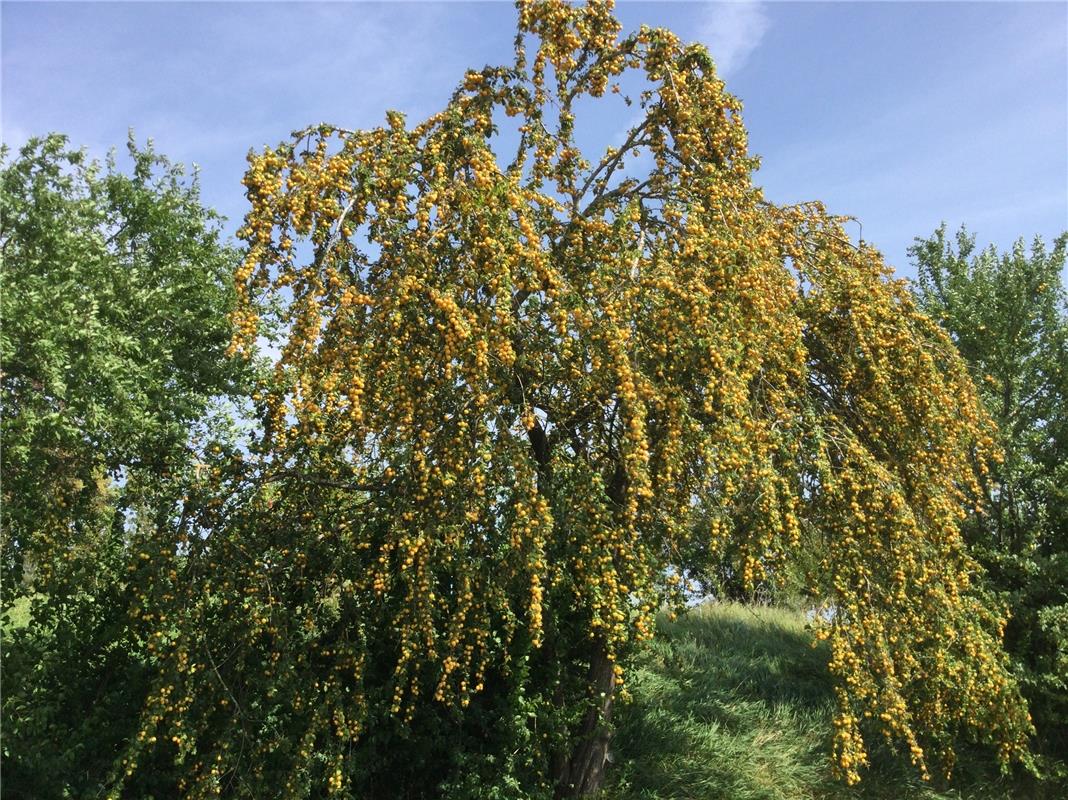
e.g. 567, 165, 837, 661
554, 640, 617, 798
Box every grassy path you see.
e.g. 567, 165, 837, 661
610, 603, 1040, 800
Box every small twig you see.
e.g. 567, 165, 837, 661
203, 637, 244, 720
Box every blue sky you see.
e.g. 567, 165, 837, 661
3, 1, 1066, 278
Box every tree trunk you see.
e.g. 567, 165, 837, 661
554, 641, 617, 798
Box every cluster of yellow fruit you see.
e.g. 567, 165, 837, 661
780, 210, 1032, 781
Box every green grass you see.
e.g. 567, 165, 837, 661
609, 603, 1047, 800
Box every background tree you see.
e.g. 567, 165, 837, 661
1, 133, 248, 587
56, 2, 1030, 797
911, 225, 1068, 777
0, 133, 250, 797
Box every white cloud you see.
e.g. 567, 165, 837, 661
698, 1, 769, 78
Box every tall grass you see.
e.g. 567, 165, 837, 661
609, 603, 1048, 799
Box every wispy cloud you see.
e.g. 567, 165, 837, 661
698, 1, 769, 78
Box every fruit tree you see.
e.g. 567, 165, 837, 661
112, 2, 1031, 796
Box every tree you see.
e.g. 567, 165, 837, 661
0, 133, 247, 588
0, 134, 250, 797
102, 1, 1029, 796
911, 225, 1068, 777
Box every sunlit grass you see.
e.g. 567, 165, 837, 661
610, 602, 1047, 799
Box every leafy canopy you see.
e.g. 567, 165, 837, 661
96, 1, 1029, 796
1, 133, 246, 592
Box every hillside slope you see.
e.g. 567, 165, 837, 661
609, 603, 1050, 800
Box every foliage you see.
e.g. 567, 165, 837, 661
0, 132, 247, 591
910, 225, 1068, 775
611, 603, 1063, 800
0, 134, 250, 798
